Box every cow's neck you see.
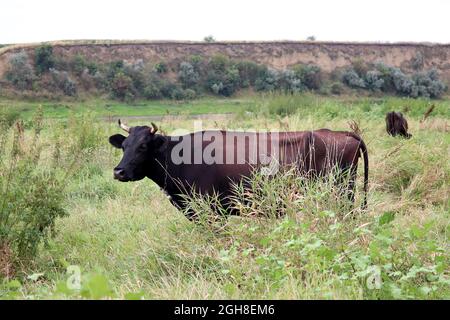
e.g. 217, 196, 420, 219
146, 146, 178, 193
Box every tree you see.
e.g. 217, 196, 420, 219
203, 35, 216, 43
34, 44, 54, 74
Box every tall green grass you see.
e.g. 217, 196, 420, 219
0, 94, 448, 299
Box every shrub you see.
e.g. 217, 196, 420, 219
292, 64, 323, 90
50, 69, 77, 96
110, 72, 136, 101
92, 71, 108, 91
351, 58, 369, 77
0, 109, 68, 270
330, 82, 344, 95
0, 109, 20, 129
204, 35, 216, 43
154, 62, 168, 74
183, 88, 196, 100
236, 61, 266, 88
34, 45, 54, 74
123, 59, 146, 93
170, 88, 185, 100
411, 51, 424, 71
159, 80, 179, 98
5, 51, 36, 90
143, 81, 162, 99
206, 56, 241, 96
412, 69, 447, 98
365, 70, 384, 91
178, 62, 199, 89
278, 70, 304, 93
390, 67, 415, 96
71, 55, 87, 76
342, 68, 366, 89
373, 63, 446, 98
255, 68, 280, 92
70, 55, 98, 76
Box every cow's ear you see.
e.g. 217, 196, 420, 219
153, 135, 168, 152
109, 134, 126, 149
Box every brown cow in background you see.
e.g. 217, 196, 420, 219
385, 112, 412, 139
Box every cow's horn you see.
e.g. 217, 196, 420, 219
150, 122, 158, 134
118, 119, 130, 133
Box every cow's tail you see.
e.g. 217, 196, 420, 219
346, 132, 369, 209
359, 138, 369, 209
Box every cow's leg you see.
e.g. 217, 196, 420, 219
346, 165, 358, 203
334, 164, 357, 203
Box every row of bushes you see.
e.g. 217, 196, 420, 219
341, 61, 447, 98
3, 45, 448, 100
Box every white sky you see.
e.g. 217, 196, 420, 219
1, 0, 449, 44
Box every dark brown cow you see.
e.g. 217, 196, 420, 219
385, 112, 412, 138
109, 121, 369, 219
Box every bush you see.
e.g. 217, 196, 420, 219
154, 62, 168, 74
411, 51, 424, 71
206, 56, 241, 96
255, 68, 280, 92
143, 82, 162, 99
34, 45, 54, 74
330, 82, 344, 95
236, 61, 266, 88
367, 62, 446, 98
204, 35, 216, 43
178, 62, 199, 89
5, 51, 36, 90
71, 55, 98, 76
0, 110, 68, 270
292, 64, 323, 90
123, 59, 146, 93
183, 88, 196, 100
0, 109, 20, 129
412, 69, 447, 98
110, 72, 136, 101
50, 69, 77, 96
365, 70, 384, 91
278, 70, 304, 93
342, 68, 366, 89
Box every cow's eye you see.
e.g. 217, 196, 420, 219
139, 144, 147, 151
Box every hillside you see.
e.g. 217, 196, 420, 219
1, 40, 450, 83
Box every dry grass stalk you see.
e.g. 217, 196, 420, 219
0, 242, 14, 279
421, 104, 435, 123
347, 120, 362, 136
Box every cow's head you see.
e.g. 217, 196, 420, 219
109, 120, 167, 181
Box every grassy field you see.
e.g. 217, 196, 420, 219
0, 93, 449, 299
0, 97, 252, 119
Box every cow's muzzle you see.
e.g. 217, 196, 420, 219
113, 168, 128, 181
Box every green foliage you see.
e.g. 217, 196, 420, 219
110, 72, 136, 101
70, 55, 97, 76
50, 69, 77, 96
5, 51, 36, 90
0, 108, 20, 128
292, 64, 323, 90
330, 82, 344, 95
206, 55, 241, 96
184, 165, 449, 299
154, 61, 168, 74
0, 94, 448, 299
0, 108, 68, 264
34, 45, 54, 74
203, 35, 216, 43
341, 62, 447, 98
178, 62, 200, 89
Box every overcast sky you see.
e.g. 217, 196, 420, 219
1, 0, 449, 44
